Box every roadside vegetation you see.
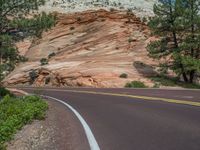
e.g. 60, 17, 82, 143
0, 95, 48, 149
125, 81, 147, 88
147, 0, 200, 85
150, 75, 200, 89
0, 1, 53, 149
0, 87, 14, 99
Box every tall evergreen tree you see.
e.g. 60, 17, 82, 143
148, 0, 200, 83
178, 0, 200, 83
0, 0, 56, 84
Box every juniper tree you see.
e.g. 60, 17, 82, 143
0, 0, 56, 83
147, 0, 200, 83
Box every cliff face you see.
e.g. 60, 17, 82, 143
4, 10, 157, 88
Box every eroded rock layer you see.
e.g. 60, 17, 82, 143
4, 10, 157, 87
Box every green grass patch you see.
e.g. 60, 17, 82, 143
150, 76, 177, 87
125, 81, 147, 88
150, 76, 200, 89
0, 95, 48, 149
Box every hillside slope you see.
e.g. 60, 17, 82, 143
40, 0, 157, 17
4, 10, 157, 88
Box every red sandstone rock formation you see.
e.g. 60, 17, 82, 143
4, 10, 158, 87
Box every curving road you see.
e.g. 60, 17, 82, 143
19, 87, 200, 150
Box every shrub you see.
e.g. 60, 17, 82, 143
40, 58, 48, 66
29, 70, 38, 84
119, 73, 128, 79
125, 81, 147, 88
45, 77, 51, 85
150, 75, 200, 89
48, 52, 56, 59
70, 26, 75, 30
142, 17, 147, 23
19, 56, 28, 62
153, 83, 160, 88
77, 17, 81, 22
0, 87, 13, 99
150, 76, 177, 87
0, 95, 48, 148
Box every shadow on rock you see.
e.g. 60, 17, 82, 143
133, 61, 157, 77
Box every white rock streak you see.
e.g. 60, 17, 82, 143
40, 0, 158, 16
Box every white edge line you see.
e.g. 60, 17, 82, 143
40, 95, 100, 150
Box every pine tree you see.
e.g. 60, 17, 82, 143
178, 0, 200, 83
0, 0, 56, 83
147, 0, 200, 83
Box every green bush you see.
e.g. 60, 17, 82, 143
125, 81, 147, 88
150, 75, 200, 89
150, 76, 177, 87
48, 52, 56, 59
29, 70, 38, 84
0, 88, 13, 98
0, 95, 48, 148
40, 58, 48, 66
119, 73, 128, 78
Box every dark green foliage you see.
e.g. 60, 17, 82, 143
40, 58, 48, 66
147, 0, 200, 84
0, 87, 14, 99
150, 75, 200, 89
48, 52, 56, 59
150, 76, 178, 87
119, 73, 128, 78
0, 0, 56, 83
142, 17, 147, 23
29, 70, 38, 84
125, 81, 147, 88
10, 12, 56, 38
0, 95, 48, 148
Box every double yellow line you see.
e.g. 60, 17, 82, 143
44, 89, 200, 107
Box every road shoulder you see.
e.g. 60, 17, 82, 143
7, 99, 90, 150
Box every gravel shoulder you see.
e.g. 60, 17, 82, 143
7, 99, 90, 150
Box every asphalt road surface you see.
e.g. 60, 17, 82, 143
19, 87, 200, 150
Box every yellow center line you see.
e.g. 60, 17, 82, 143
40, 88, 200, 107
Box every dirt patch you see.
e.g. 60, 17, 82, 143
6, 98, 89, 150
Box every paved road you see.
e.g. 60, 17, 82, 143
20, 88, 200, 150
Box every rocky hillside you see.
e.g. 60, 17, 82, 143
40, 0, 157, 17
4, 9, 158, 88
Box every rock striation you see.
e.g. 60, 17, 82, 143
4, 9, 157, 87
